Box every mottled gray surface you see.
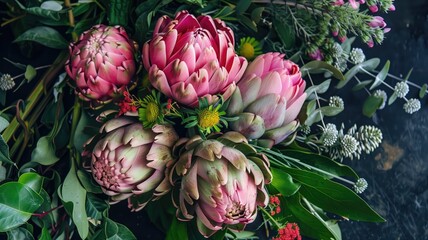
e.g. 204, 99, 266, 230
340, 1, 428, 239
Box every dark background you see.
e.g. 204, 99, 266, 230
1, 1, 427, 239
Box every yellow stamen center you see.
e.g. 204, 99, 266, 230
146, 102, 159, 123
240, 43, 255, 59
198, 108, 220, 129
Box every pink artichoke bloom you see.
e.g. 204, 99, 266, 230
142, 11, 248, 107
171, 132, 271, 237
228, 52, 306, 148
66, 25, 136, 107
86, 117, 178, 208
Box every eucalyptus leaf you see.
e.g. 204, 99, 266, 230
341, 37, 356, 54
0, 182, 44, 232
305, 79, 331, 100
388, 92, 398, 105
337, 58, 380, 89
404, 67, 413, 81
370, 60, 390, 90
24, 65, 37, 82
352, 80, 373, 91
6, 227, 34, 240
30, 136, 59, 166
14, 26, 68, 49
305, 108, 322, 127
40, 1, 63, 11
363, 96, 383, 117
271, 168, 301, 196
281, 167, 385, 222
60, 161, 88, 239
306, 99, 316, 116
319, 106, 343, 116
419, 84, 427, 99
301, 61, 344, 81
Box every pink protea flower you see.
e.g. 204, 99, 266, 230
84, 117, 178, 208
142, 11, 248, 107
227, 52, 306, 148
66, 25, 136, 107
170, 132, 271, 237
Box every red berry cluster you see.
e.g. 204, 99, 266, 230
117, 91, 137, 116
269, 195, 281, 216
273, 223, 301, 240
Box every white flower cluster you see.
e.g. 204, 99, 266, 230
329, 96, 344, 109
403, 98, 421, 114
394, 81, 409, 98
354, 178, 368, 194
0, 74, 15, 91
349, 48, 366, 64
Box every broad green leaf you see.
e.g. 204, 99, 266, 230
0, 135, 14, 166
94, 218, 137, 240
352, 80, 373, 91
419, 84, 427, 99
278, 149, 358, 179
370, 60, 390, 90
24, 65, 37, 82
60, 161, 88, 239
0, 164, 5, 182
273, 16, 295, 49
236, 0, 251, 14
271, 168, 301, 196
145, 195, 175, 233
31, 136, 59, 166
31, 189, 56, 230
14, 26, 68, 49
108, 0, 131, 27
166, 217, 188, 240
0, 116, 9, 133
301, 61, 344, 81
363, 95, 383, 117
6, 227, 34, 240
18, 172, 44, 194
282, 194, 340, 239
77, 170, 102, 193
25, 7, 62, 21
0, 182, 44, 232
86, 193, 109, 221
73, 110, 97, 154
281, 167, 385, 222
38, 227, 52, 240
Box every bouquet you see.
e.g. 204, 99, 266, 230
0, 0, 423, 239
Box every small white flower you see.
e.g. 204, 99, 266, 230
354, 178, 368, 194
0, 74, 15, 91
394, 81, 409, 98
329, 96, 344, 109
331, 42, 343, 58
403, 98, 421, 114
373, 89, 388, 109
321, 123, 338, 146
349, 48, 366, 64
341, 134, 359, 158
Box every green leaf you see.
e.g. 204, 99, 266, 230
281, 167, 385, 222
239, 15, 257, 32
73, 110, 97, 154
282, 194, 340, 239
14, 26, 68, 49
236, 0, 251, 14
31, 136, 59, 166
388, 92, 398, 105
301, 61, 344, 81
352, 80, 373, 91
251, 7, 264, 23
6, 227, 34, 240
403, 67, 413, 81
0, 135, 15, 166
419, 84, 427, 99
305, 79, 331, 100
370, 60, 390, 90
59, 161, 88, 239
273, 16, 295, 49
341, 37, 355, 54
40, 1, 63, 11
363, 95, 383, 117
278, 149, 358, 179
38, 227, 52, 240
77, 170, 102, 193
94, 218, 137, 240
0, 164, 5, 182
0, 116, 10, 133
166, 217, 188, 240
18, 172, 44, 194
24, 65, 37, 82
25, 7, 62, 21
306, 99, 317, 116
304, 109, 322, 127
319, 106, 343, 116
337, 58, 380, 89
0, 182, 44, 232
108, 0, 131, 27
86, 193, 109, 221
271, 168, 301, 196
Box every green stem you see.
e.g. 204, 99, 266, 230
68, 97, 81, 150
259, 206, 283, 229
2, 51, 68, 143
